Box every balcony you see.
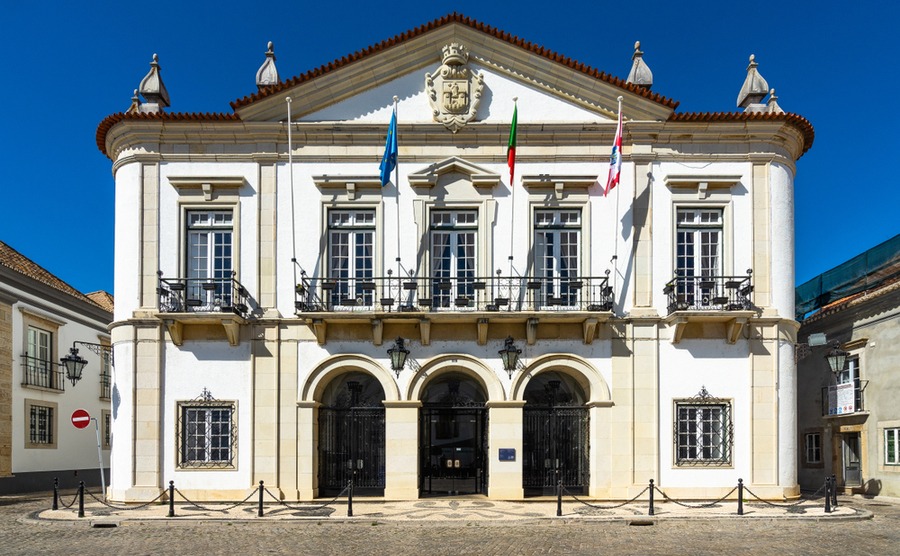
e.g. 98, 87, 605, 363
822, 382, 868, 418
295, 273, 614, 345
21, 356, 65, 392
663, 272, 755, 344
157, 273, 251, 346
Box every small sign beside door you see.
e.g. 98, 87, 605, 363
499, 448, 516, 462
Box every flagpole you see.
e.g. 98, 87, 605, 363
392, 96, 401, 280
613, 96, 623, 309
287, 96, 297, 290
508, 97, 518, 279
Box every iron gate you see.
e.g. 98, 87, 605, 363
420, 407, 488, 496
318, 406, 385, 496
523, 406, 589, 495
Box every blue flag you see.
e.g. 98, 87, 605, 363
379, 108, 397, 186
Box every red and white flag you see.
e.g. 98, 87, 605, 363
604, 106, 623, 196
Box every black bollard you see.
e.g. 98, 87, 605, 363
648, 479, 655, 516
168, 481, 175, 517
258, 480, 264, 517
78, 481, 85, 518
831, 474, 838, 508
52, 477, 59, 511
556, 479, 562, 517
737, 478, 744, 516
824, 476, 832, 513
347, 479, 354, 517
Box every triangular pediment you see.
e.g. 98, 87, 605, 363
234, 16, 677, 124
408, 156, 500, 192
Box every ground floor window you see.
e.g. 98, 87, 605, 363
176, 390, 236, 469
26, 400, 56, 448
886, 428, 900, 465
805, 432, 822, 465
674, 387, 732, 466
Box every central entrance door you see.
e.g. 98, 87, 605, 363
420, 373, 487, 496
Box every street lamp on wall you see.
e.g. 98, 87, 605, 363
498, 336, 522, 378
825, 341, 849, 374
60, 341, 113, 386
387, 337, 410, 378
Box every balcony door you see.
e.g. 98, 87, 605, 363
534, 209, 581, 307
429, 210, 477, 308
328, 209, 375, 308
186, 210, 233, 309
675, 208, 722, 307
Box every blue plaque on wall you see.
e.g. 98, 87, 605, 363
499, 448, 516, 461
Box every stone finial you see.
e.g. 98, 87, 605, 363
736, 54, 769, 110
256, 41, 280, 89
766, 88, 784, 114
626, 41, 653, 89
138, 54, 170, 113
126, 89, 141, 114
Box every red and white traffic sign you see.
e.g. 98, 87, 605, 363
71, 409, 91, 429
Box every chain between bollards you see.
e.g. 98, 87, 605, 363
168, 481, 175, 517
52, 477, 59, 511
77, 481, 85, 518
737, 478, 744, 515
258, 481, 265, 517
648, 479, 655, 516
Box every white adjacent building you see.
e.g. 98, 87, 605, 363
98, 15, 813, 502
0, 241, 113, 494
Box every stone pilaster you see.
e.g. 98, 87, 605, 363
252, 324, 280, 490
384, 401, 420, 500
257, 159, 278, 315
486, 401, 525, 499
140, 163, 160, 309
127, 322, 164, 500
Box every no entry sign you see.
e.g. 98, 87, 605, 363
71, 408, 91, 429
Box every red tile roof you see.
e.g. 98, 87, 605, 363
668, 111, 815, 155
0, 240, 109, 312
86, 291, 115, 313
230, 13, 680, 112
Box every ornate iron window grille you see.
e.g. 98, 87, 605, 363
176, 388, 237, 469
674, 386, 733, 467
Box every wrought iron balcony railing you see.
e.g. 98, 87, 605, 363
21, 355, 65, 391
157, 272, 250, 318
664, 272, 753, 314
294, 273, 613, 314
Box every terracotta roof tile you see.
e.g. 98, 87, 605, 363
85, 290, 115, 313
96, 112, 241, 155
230, 13, 679, 112
669, 111, 815, 156
0, 240, 109, 312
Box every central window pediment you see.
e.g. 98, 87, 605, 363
408, 157, 500, 194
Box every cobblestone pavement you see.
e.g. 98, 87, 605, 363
2, 491, 900, 555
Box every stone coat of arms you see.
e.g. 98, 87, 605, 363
425, 43, 484, 133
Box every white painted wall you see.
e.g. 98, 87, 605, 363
303, 65, 611, 124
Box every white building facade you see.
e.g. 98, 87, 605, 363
0, 242, 113, 494
98, 15, 813, 502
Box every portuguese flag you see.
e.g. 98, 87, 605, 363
507, 104, 517, 185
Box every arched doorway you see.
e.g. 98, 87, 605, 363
420, 372, 488, 496
522, 371, 589, 495
318, 372, 385, 496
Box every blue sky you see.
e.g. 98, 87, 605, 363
1, 1, 897, 294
